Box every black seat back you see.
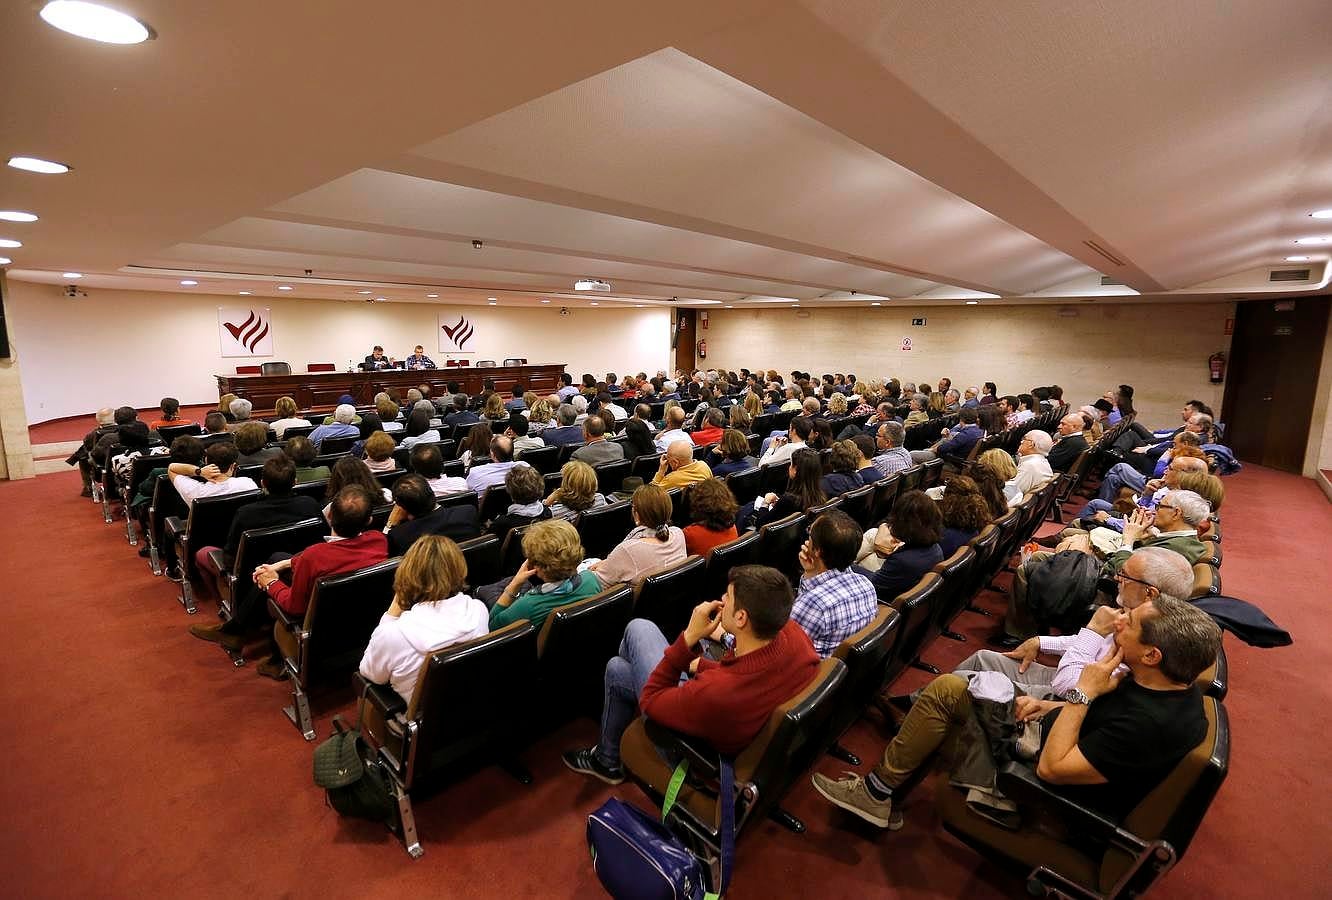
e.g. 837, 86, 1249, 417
404, 621, 540, 788
594, 459, 633, 496
292, 479, 330, 501
300, 558, 399, 685
868, 473, 901, 526
317, 435, 357, 455
829, 607, 903, 740
702, 531, 761, 602
930, 545, 978, 637
757, 513, 807, 586
182, 490, 263, 579
897, 464, 924, 495
759, 461, 790, 497
157, 423, 203, 444
520, 445, 560, 475
575, 500, 635, 560
838, 483, 876, 529
478, 484, 513, 525
499, 524, 533, 576
536, 585, 634, 717
459, 534, 502, 590
885, 573, 944, 683
232, 517, 330, 580
633, 555, 707, 640
920, 458, 945, 490
725, 467, 761, 506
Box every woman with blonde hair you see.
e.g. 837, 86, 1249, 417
827, 392, 848, 416
728, 404, 752, 433
545, 460, 606, 518
590, 484, 686, 586
217, 392, 239, 423
742, 390, 763, 419
483, 392, 507, 421
358, 535, 489, 703
527, 398, 554, 435
488, 519, 601, 630
270, 396, 311, 439
975, 448, 1021, 505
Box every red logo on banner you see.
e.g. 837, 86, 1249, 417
441, 315, 475, 349
223, 310, 270, 352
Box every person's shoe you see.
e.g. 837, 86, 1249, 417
164, 565, 184, 583
256, 659, 288, 680
80, 487, 93, 498
990, 632, 1025, 651
1033, 532, 1063, 548
562, 747, 625, 785
188, 622, 245, 651
811, 772, 904, 830
138, 544, 152, 558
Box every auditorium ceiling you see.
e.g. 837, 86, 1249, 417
2, 0, 1330, 308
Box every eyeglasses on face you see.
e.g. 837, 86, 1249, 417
1114, 572, 1156, 590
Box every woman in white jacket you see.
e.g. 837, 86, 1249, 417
358, 535, 490, 705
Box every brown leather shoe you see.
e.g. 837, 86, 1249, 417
188, 622, 245, 652
256, 659, 288, 680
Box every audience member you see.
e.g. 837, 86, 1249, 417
486, 519, 601, 630
653, 406, 690, 452
233, 421, 283, 468
465, 436, 530, 500
853, 490, 944, 601
572, 415, 625, 465
871, 422, 912, 477
1048, 413, 1090, 473
309, 404, 361, 449
148, 397, 193, 431
542, 404, 586, 446
283, 435, 329, 483
443, 393, 481, 428
937, 475, 993, 556
822, 440, 864, 496
562, 564, 819, 784
166, 442, 258, 512
385, 474, 480, 555
486, 463, 552, 538
682, 477, 740, 558
507, 415, 545, 458
709, 429, 758, 477
791, 511, 878, 657
740, 447, 826, 531
362, 431, 398, 473
759, 416, 812, 466
545, 460, 607, 518
269, 397, 311, 439
1006, 430, 1054, 502
590, 484, 687, 586
652, 440, 713, 489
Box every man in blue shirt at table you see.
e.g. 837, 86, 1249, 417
362, 346, 395, 370
405, 345, 436, 370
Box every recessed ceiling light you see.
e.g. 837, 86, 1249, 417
1286, 256, 1311, 262
1311, 209, 1332, 219
0, 257, 10, 265
39, 1, 153, 44
724, 305, 733, 308
277, 285, 293, 291
0, 239, 22, 248
179, 279, 197, 286
1294, 236, 1332, 244
0, 211, 38, 223
590, 302, 599, 306
62, 272, 83, 278
356, 290, 372, 295
487, 297, 497, 302
636, 304, 646, 308
426, 293, 439, 298
870, 302, 881, 307
488, 300, 497, 305
238, 291, 252, 295
7, 156, 70, 175
965, 300, 979, 305
540, 299, 551, 304
374, 297, 387, 302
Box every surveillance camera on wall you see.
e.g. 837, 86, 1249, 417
559, 307, 570, 316
63, 285, 83, 298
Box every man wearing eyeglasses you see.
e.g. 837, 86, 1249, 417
956, 547, 1195, 699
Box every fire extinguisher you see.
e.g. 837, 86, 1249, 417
1208, 352, 1225, 384
697, 339, 707, 359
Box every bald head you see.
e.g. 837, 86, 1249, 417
1164, 454, 1208, 488
1057, 413, 1083, 436
1022, 430, 1053, 456
666, 440, 694, 467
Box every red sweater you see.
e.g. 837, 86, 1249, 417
639, 620, 819, 754
266, 530, 389, 616
683, 524, 739, 560
691, 426, 724, 447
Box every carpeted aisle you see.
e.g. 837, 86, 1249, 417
0, 465, 1327, 898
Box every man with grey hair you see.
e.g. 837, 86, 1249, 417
464, 435, 531, 500
570, 393, 590, 424
542, 404, 586, 446
1102, 489, 1211, 574
1070, 455, 1208, 534
955, 546, 1194, 698
1005, 430, 1054, 501
653, 405, 690, 453
442, 393, 480, 428
308, 403, 360, 448
943, 388, 961, 413
871, 422, 913, 477
660, 380, 680, 401
962, 386, 980, 409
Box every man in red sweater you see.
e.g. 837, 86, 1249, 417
563, 565, 819, 783
251, 485, 389, 679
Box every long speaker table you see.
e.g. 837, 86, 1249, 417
215, 363, 566, 413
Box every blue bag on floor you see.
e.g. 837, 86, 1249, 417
587, 757, 734, 900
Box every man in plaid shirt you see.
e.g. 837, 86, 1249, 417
871, 422, 914, 478
792, 510, 880, 657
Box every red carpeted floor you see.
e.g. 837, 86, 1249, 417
0, 465, 1327, 898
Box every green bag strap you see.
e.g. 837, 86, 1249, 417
660, 759, 689, 821
659, 758, 726, 900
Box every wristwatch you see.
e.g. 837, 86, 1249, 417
1063, 688, 1091, 706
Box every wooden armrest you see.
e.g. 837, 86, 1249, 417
643, 719, 721, 781
996, 762, 1147, 852
267, 595, 300, 629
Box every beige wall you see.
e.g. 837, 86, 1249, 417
5, 282, 672, 422
0, 273, 34, 478
702, 301, 1235, 428
1304, 305, 1332, 482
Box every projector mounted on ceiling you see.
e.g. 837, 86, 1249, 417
574, 278, 612, 292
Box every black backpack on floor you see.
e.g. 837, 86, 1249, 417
1026, 550, 1101, 632
313, 716, 397, 824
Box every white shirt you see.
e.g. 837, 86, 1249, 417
1005, 453, 1054, 504
358, 593, 490, 704
171, 473, 259, 508
760, 437, 804, 467
426, 474, 469, 497
270, 417, 311, 439
654, 428, 690, 453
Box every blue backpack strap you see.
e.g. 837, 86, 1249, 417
710, 757, 735, 899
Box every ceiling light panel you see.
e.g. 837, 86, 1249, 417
39, 1, 152, 44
